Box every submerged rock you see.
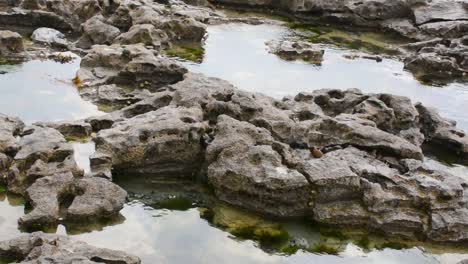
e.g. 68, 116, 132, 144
0, 232, 140, 264
266, 40, 324, 65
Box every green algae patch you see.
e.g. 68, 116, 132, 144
319, 228, 349, 240
288, 22, 404, 55
0, 185, 6, 194
65, 136, 89, 143
308, 243, 340, 255
210, 205, 289, 246
281, 244, 301, 255
199, 207, 215, 221
164, 46, 205, 62
97, 104, 119, 113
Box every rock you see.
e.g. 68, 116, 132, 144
93, 106, 206, 177
420, 21, 468, 39
114, 53, 188, 91
416, 103, 468, 163
115, 23, 169, 49
77, 15, 120, 49
207, 115, 312, 217
30, 27, 68, 47
0, 30, 24, 55
19, 172, 74, 229
413, 1, 468, 25
404, 50, 467, 81
66, 177, 127, 221
8, 126, 81, 195
0, 9, 72, 31
0, 232, 140, 264
33, 120, 92, 140
266, 40, 324, 65
0, 114, 24, 155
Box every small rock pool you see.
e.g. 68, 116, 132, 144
0, 54, 101, 123
1, 21, 468, 264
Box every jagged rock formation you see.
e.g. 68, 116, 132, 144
0, 115, 127, 230
0, 232, 141, 264
70, 44, 468, 243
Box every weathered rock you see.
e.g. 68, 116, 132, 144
266, 40, 324, 65
0, 30, 24, 55
115, 23, 169, 49
77, 15, 120, 49
413, 1, 468, 25
93, 106, 207, 177
30, 27, 68, 47
0, 232, 140, 264
0, 114, 24, 155
207, 115, 311, 217
8, 126, 81, 195
33, 120, 92, 140
0, 8, 72, 30
416, 103, 468, 163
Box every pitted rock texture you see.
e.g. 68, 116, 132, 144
0, 119, 127, 229
81, 65, 468, 243
0, 232, 140, 264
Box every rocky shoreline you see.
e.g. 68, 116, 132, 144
1, 0, 468, 262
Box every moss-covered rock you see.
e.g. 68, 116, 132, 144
164, 46, 204, 62
308, 243, 340, 255
211, 205, 289, 245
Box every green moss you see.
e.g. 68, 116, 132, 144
319, 228, 349, 240
308, 243, 340, 255
0, 185, 6, 194
357, 236, 371, 250
156, 197, 193, 211
97, 104, 118, 113
377, 241, 409, 250
281, 245, 301, 255
65, 136, 89, 143
199, 207, 215, 221
164, 46, 205, 62
211, 205, 289, 245
0, 257, 19, 264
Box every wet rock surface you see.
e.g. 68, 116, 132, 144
1, 0, 468, 260
266, 40, 324, 65
81, 68, 468, 243
0, 232, 141, 264
0, 120, 126, 230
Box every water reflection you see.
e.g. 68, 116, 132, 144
0, 55, 101, 124
186, 23, 468, 131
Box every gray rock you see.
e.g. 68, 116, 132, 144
93, 106, 207, 177
0, 232, 140, 264
266, 40, 324, 65
0, 30, 24, 55
77, 15, 120, 49
115, 23, 169, 49
30, 27, 68, 47
413, 1, 468, 25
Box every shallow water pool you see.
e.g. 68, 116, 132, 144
0, 55, 101, 123
186, 23, 468, 131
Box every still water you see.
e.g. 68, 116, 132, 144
186, 23, 468, 131
0, 54, 101, 123
1, 22, 468, 264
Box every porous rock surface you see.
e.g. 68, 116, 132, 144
75, 44, 468, 243
0, 120, 127, 230
0, 232, 140, 264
